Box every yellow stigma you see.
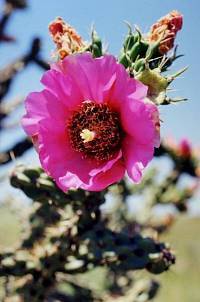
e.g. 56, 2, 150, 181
80, 129, 96, 143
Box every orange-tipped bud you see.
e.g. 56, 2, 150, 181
148, 11, 183, 54
49, 17, 85, 59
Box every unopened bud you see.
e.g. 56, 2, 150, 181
148, 11, 183, 54
49, 17, 85, 59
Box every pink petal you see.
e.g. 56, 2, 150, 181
22, 90, 68, 136
57, 172, 83, 191
41, 69, 83, 110
81, 159, 125, 191
108, 63, 148, 111
59, 53, 118, 103
145, 100, 160, 147
120, 98, 157, 145
57, 53, 94, 101
122, 135, 154, 183
89, 151, 122, 176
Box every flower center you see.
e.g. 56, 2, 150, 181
68, 101, 123, 162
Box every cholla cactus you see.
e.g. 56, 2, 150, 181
0, 164, 176, 301
0, 9, 198, 302
1, 136, 199, 301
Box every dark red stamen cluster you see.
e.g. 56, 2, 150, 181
68, 101, 123, 162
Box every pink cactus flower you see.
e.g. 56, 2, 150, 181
178, 138, 192, 158
22, 53, 160, 192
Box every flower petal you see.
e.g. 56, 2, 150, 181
120, 98, 158, 146
122, 135, 154, 182
82, 159, 125, 191
41, 69, 82, 110
59, 53, 118, 103
22, 90, 68, 136
145, 99, 160, 147
108, 63, 148, 111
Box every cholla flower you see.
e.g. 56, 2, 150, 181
49, 17, 85, 59
165, 137, 192, 158
178, 139, 192, 158
22, 53, 160, 192
148, 11, 183, 54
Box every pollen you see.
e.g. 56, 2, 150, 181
68, 101, 123, 162
80, 129, 96, 143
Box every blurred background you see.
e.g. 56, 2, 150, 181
0, 0, 200, 301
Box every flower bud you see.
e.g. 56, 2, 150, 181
178, 139, 192, 158
119, 52, 129, 68
124, 33, 135, 51
129, 41, 142, 62
90, 30, 103, 58
49, 17, 85, 59
148, 11, 183, 54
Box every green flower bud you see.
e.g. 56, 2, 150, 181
124, 34, 135, 51
129, 41, 141, 62
119, 52, 129, 68
139, 41, 149, 57
146, 41, 160, 60
134, 29, 142, 43
92, 31, 102, 49
134, 58, 146, 72
92, 44, 102, 58
91, 30, 102, 58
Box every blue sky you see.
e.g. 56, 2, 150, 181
0, 0, 200, 151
